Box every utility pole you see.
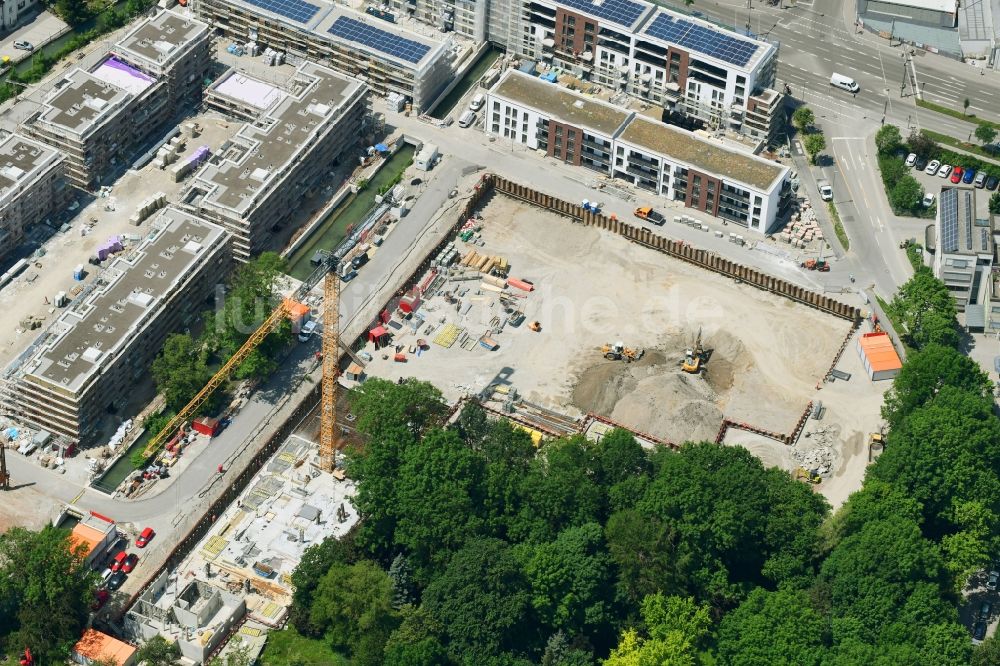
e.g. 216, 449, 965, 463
0, 442, 9, 490
746, 0, 753, 34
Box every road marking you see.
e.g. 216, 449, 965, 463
70, 489, 84, 505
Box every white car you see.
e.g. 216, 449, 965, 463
297, 320, 318, 343
905, 153, 917, 167
922, 192, 935, 207
938, 164, 952, 179
924, 159, 940, 175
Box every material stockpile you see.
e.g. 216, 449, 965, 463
776, 201, 823, 248
793, 424, 839, 477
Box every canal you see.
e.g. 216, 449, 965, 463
429, 46, 501, 119
285, 144, 415, 280
91, 427, 152, 494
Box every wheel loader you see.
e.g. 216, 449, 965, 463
602, 341, 643, 363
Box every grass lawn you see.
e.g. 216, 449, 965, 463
827, 202, 850, 251
259, 626, 350, 666
916, 98, 1000, 131
921, 129, 1000, 164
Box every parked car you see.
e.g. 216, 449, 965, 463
91, 589, 110, 611
986, 175, 999, 190
110, 551, 128, 572
987, 569, 999, 591
13, 41, 34, 51
120, 553, 138, 574
974, 621, 987, 644
939, 164, 953, 178
136, 527, 154, 548
922, 192, 935, 207
914, 156, 928, 171
981, 600, 992, 621
950, 167, 963, 183
963, 167, 976, 184
351, 253, 369, 269
925, 159, 941, 175
297, 319, 318, 343
975, 171, 988, 188
905, 153, 917, 167
106, 571, 127, 591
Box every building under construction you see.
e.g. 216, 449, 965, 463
184, 63, 370, 262
4, 208, 229, 446
22, 10, 210, 190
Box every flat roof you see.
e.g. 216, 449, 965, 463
535, 0, 653, 30
194, 62, 366, 216
0, 133, 62, 206
35, 69, 133, 136
939, 187, 991, 256
114, 10, 208, 69
216, 0, 446, 69
618, 115, 786, 191
21, 209, 226, 394
491, 70, 632, 138
859, 332, 903, 373
872, 0, 957, 12
73, 629, 136, 666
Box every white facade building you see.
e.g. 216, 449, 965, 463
486, 70, 790, 232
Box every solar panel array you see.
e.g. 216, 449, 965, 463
242, 0, 320, 24
327, 16, 431, 64
557, 0, 646, 28
940, 188, 958, 253
981, 228, 989, 251
644, 13, 759, 67
965, 191, 973, 250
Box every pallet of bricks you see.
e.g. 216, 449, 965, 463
776, 200, 824, 248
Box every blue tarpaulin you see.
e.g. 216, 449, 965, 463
374, 143, 389, 152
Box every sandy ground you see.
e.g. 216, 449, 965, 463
0, 115, 239, 371
362, 196, 853, 446
0, 482, 61, 532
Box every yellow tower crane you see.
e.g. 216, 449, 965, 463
319, 269, 340, 472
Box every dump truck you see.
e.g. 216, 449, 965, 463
602, 341, 643, 362
634, 206, 666, 225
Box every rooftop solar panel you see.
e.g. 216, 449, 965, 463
940, 188, 958, 253
557, 0, 646, 28
241, 0, 320, 24
965, 191, 973, 250
644, 13, 759, 67
327, 16, 431, 64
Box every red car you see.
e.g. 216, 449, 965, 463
120, 553, 139, 573
136, 527, 154, 548
110, 550, 128, 572
950, 167, 963, 183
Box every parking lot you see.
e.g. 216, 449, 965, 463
908, 152, 999, 215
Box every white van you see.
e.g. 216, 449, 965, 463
830, 73, 860, 93
458, 111, 476, 128
469, 93, 485, 111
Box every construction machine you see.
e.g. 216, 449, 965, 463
794, 467, 822, 484
602, 341, 643, 363
682, 328, 709, 374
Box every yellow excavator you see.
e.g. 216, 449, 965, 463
794, 467, 822, 484
602, 341, 644, 363
682, 328, 708, 374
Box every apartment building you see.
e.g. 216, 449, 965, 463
933, 187, 993, 327
22, 11, 210, 190
186, 62, 369, 262
9, 209, 229, 446
0, 0, 42, 33
0, 132, 69, 263
486, 70, 790, 232
193, 0, 456, 109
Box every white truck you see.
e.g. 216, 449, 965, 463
817, 179, 833, 201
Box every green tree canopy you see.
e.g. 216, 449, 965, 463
908, 130, 938, 159
975, 123, 997, 147
605, 594, 710, 666
716, 587, 829, 666
889, 174, 924, 213
151, 333, 212, 411
135, 635, 182, 666
804, 133, 826, 165
792, 106, 815, 133
887, 268, 959, 348
875, 124, 903, 156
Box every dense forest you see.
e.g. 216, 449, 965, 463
288, 264, 1000, 665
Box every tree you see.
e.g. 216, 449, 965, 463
135, 635, 182, 666
202, 252, 288, 356
394, 428, 486, 582
422, 538, 534, 663
881, 343, 991, 428
974, 123, 997, 147
151, 333, 212, 411
594, 428, 649, 489
887, 268, 959, 349
520, 523, 615, 641
716, 588, 829, 666
878, 154, 908, 186
964, 98, 971, 115
605, 508, 682, 607
541, 631, 596, 666
973, 633, 1000, 666
54, 0, 89, 25
290, 531, 361, 636
792, 106, 815, 133
605, 594, 711, 666
804, 133, 826, 165
990, 192, 1000, 215
875, 124, 903, 156
0, 527, 99, 664
308, 560, 399, 664
889, 174, 924, 213
388, 553, 415, 609
907, 130, 938, 159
